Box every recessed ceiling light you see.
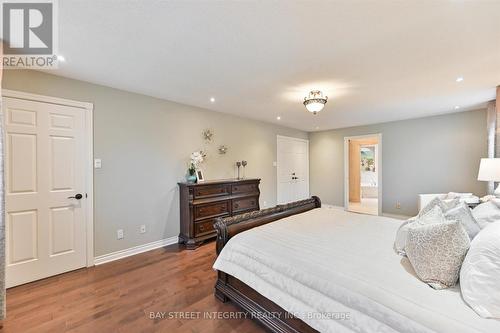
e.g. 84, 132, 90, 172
210, 97, 215, 103
276, 116, 281, 120
57, 55, 65, 62
456, 77, 464, 82
454, 105, 460, 110
315, 126, 320, 130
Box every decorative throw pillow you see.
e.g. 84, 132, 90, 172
394, 206, 447, 256
418, 197, 460, 218
445, 202, 481, 240
460, 222, 500, 318
472, 200, 500, 229
406, 219, 470, 289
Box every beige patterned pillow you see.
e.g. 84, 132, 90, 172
406, 219, 470, 289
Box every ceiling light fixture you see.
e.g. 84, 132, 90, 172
210, 97, 215, 103
276, 116, 281, 120
454, 105, 460, 110
303, 90, 328, 114
57, 55, 65, 62
456, 77, 464, 82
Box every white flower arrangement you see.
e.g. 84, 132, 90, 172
188, 151, 205, 175
190, 151, 204, 166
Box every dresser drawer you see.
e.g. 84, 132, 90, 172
193, 184, 230, 199
194, 201, 230, 220
232, 196, 258, 213
194, 218, 221, 237
232, 183, 258, 194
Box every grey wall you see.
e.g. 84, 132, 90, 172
3, 70, 307, 256
310, 110, 488, 216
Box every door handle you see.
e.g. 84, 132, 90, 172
68, 193, 83, 200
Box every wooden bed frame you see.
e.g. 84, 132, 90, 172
213, 196, 321, 333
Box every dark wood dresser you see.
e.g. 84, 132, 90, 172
178, 178, 260, 249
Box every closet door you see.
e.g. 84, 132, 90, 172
277, 136, 309, 204
3, 96, 89, 287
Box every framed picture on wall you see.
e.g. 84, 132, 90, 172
196, 169, 205, 182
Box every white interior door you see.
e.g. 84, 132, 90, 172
4, 96, 89, 287
277, 136, 309, 204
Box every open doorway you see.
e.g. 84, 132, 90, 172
344, 134, 382, 216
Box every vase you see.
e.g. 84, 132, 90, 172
186, 174, 197, 183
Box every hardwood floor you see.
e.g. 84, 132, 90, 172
1, 242, 264, 333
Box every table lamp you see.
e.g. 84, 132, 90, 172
478, 158, 500, 195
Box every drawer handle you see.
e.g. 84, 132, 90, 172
234, 187, 238, 191
250, 201, 255, 205
234, 203, 239, 208
200, 225, 205, 231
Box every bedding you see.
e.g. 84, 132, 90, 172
472, 200, 500, 228
461, 222, 500, 319
418, 197, 459, 217
406, 219, 470, 289
394, 205, 447, 256
213, 207, 500, 333
445, 202, 481, 239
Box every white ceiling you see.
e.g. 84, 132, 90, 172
51, 0, 500, 131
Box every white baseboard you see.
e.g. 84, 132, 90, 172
94, 236, 179, 266
383, 213, 411, 220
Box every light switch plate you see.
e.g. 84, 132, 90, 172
94, 159, 102, 169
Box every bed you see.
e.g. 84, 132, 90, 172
212, 197, 500, 333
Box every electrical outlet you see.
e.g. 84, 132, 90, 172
396, 202, 401, 209
140, 224, 146, 234
117, 229, 124, 240
263, 201, 267, 207
94, 159, 102, 169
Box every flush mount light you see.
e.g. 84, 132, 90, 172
210, 97, 215, 103
455, 105, 460, 109
303, 90, 328, 114
276, 116, 281, 120
456, 77, 464, 82
57, 55, 65, 62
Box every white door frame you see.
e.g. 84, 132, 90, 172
343, 133, 382, 216
2, 89, 95, 267
276, 135, 310, 204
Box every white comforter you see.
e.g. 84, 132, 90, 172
213, 207, 500, 333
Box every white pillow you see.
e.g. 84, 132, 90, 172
472, 201, 500, 229
418, 197, 459, 218
460, 222, 500, 318
445, 202, 481, 240
407, 219, 470, 289
394, 206, 446, 256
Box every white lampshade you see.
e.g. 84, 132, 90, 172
477, 158, 500, 181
